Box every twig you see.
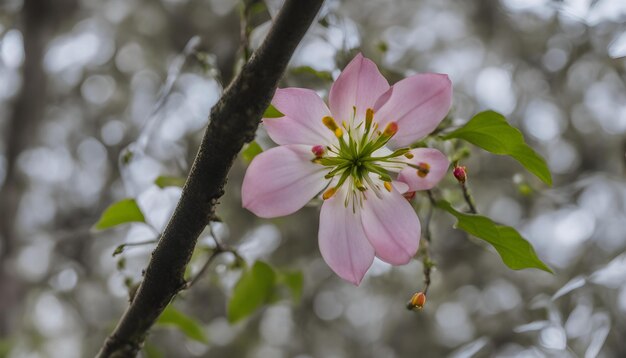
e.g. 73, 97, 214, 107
423, 190, 436, 243
422, 192, 437, 293
96, 1, 324, 356
239, 0, 254, 62
460, 182, 477, 214
184, 223, 243, 289
184, 249, 221, 290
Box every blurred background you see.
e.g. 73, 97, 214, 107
1, 0, 625, 357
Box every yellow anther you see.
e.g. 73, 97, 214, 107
383, 122, 399, 137
365, 108, 374, 129
322, 187, 337, 200
322, 116, 339, 131
417, 162, 431, 178
404, 152, 414, 159
384, 181, 392, 192
342, 120, 348, 129
322, 116, 343, 138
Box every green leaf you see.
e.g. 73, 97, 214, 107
227, 261, 276, 323
291, 66, 333, 81
93, 198, 145, 231
143, 344, 164, 358
263, 104, 284, 118
437, 200, 553, 273
279, 270, 303, 303
154, 175, 186, 188
241, 141, 263, 163
442, 111, 552, 185
157, 305, 208, 344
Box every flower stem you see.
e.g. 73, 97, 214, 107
460, 182, 477, 214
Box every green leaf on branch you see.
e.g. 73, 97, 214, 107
157, 305, 209, 344
291, 66, 333, 81
442, 111, 552, 185
228, 261, 276, 323
275, 270, 304, 303
437, 200, 553, 273
154, 175, 186, 188
263, 104, 284, 118
241, 141, 263, 163
93, 198, 145, 231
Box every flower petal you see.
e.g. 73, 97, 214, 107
361, 187, 421, 265
242, 145, 328, 218
319, 193, 375, 285
329, 53, 390, 123
398, 148, 450, 191
375, 73, 452, 148
263, 88, 334, 146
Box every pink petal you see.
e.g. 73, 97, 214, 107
319, 193, 375, 285
375, 73, 452, 148
263, 88, 335, 146
398, 148, 450, 191
392, 180, 409, 194
242, 145, 328, 218
361, 187, 421, 265
329, 53, 390, 123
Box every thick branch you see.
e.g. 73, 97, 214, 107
96, 1, 324, 356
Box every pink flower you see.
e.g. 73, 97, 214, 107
242, 54, 451, 285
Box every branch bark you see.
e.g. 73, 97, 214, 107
96, 1, 324, 356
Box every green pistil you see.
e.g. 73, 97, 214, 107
317, 111, 411, 201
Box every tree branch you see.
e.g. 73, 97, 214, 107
96, 1, 324, 356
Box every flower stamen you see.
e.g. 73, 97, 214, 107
323, 187, 337, 200
311, 145, 325, 158
322, 116, 343, 138
416, 162, 430, 178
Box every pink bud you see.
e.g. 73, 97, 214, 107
453, 165, 467, 184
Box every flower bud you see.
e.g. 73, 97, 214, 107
453, 165, 467, 184
407, 292, 426, 310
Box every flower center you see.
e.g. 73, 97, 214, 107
311, 107, 426, 208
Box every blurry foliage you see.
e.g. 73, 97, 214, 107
156, 305, 209, 344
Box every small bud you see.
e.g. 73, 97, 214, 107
416, 162, 430, 178
407, 292, 426, 310
403, 191, 416, 201
384, 181, 393, 192
382, 122, 399, 137
322, 187, 337, 200
311, 145, 325, 158
453, 165, 467, 184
